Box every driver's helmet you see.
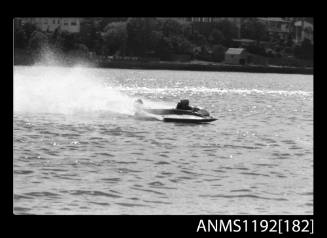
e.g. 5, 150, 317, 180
135, 99, 143, 104
180, 99, 189, 107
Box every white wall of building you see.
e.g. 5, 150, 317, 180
294, 21, 313, 44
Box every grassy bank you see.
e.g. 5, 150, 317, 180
97, 60, 313, 75
14, 49, 313, 75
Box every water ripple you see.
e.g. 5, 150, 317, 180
68, 190, 121, 198
115, 202, 149, 207
14, 67, 312, 214
199, 194, 288, 201
131, 187, 166, 195
23, 191, 60, 198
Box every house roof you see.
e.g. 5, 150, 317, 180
225, 48, 246, 55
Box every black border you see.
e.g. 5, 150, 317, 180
9, 11, 319, 237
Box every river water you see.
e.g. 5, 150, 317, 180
13, 65, 313, 214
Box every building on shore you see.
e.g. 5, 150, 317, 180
185, 17, 242, 38
225, 48, 249, 65
257, 17, 293, 43
294, 20, 313, 45
256, 17, 313, 46
15, 18, 81, 33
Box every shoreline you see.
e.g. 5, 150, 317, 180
97, 61, 313, 75
14, 58, 313, 75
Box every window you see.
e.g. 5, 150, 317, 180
53, 19, 56, 24
71, 21, 77, 26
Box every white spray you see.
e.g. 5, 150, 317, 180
14, 63, 173, 116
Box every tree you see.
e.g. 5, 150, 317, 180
180, 21, 193, 40
294, 39, 313, 60
79, 19, 99, 52
76, 43, 88, 52
246, 44, 266, 56
148, 30, 164, 54
102, 22, 127, 56
48, 27, 63, 52
28, 30, 49, 62
155, 36, 173, 60
192, 21, 213, 39
209, 29, 224, 45
14, 23, 37, 49
99, 17, 128, 31
213, 20, 239, 46
286, 34, 294, 47
212, 44, 227, 62
283, 46, 294, 56
159, 18, 183, 37
75, 43, 89, 54
155, 19, 194, 57
28, 30, 48, 52
49, 30, 78, 53
191, 30, 207, 46
241, 19, 268, 44
126, 18, 158, 56
170, 35, 193, 54
68, 43, 89, 58
61, 31, 77, 52
22, 23, 37, 41
14, 26, 27, 49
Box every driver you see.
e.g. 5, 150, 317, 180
176, 99, 193, 110
134, 98, 144, 111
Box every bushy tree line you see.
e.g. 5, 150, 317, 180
14, 18, 240, 62
240, 18, 313, 60
14, 22, 89, 60
14, 18, 313, 62
294, 39, 313, 60
105, 18, 241, 61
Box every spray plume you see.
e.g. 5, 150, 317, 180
14, 49, 170, 116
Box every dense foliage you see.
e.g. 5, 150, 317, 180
241, 18, 269, 43
294, 39, 313, 60
14, 18, 313, 63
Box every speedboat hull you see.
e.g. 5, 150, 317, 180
144, 108, 210, 117
163, 116, 217, 123
144, 108, 216, 123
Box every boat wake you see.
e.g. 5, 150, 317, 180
13, 66, 171, 116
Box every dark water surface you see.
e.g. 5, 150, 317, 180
14, 66, 313, 214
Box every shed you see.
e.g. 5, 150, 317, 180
224, 48, 248, 65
